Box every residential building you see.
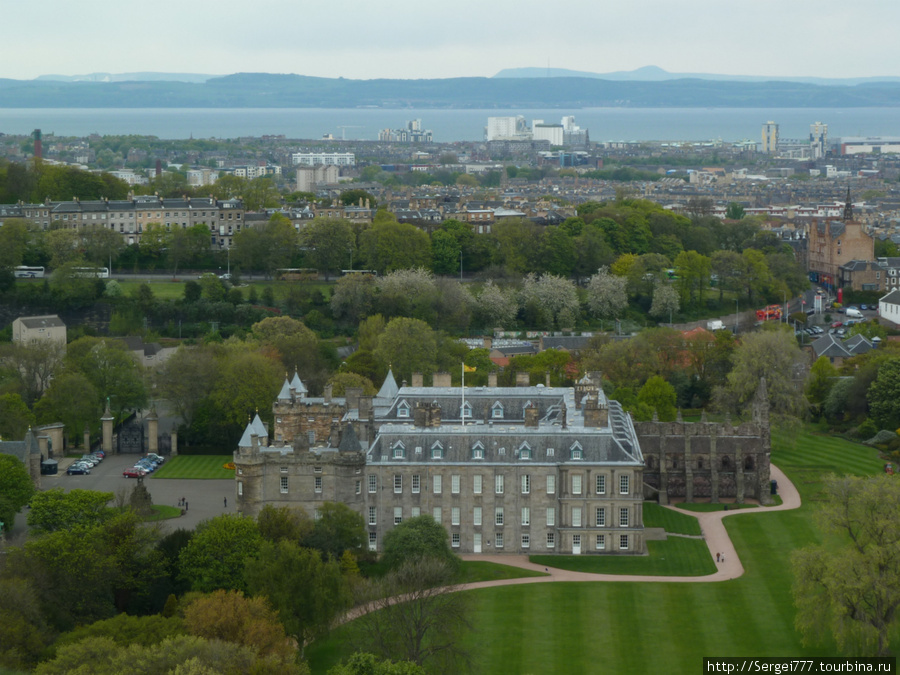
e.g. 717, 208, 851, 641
762, 121, 779, 154
879, 289, 900, 327
807, 193, 874, 291
296, 165, 340, 192
486, 116, 529, 142
291, 152, 356, 167
12, 315, 66, 347
809, 122, 828, 160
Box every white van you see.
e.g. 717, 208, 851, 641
845, 308, 863, 319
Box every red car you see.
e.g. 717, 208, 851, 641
123, 468, 147, 478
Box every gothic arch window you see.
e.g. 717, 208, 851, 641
721, 456, 731, 471
744, 456, 755, 471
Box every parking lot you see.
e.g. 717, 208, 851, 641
13, 452, 236, 536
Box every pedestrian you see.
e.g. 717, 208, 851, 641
185, 501, 189, 511
721, 554, 725, 563
224, 497, 227, 507
716, 552, 720, 562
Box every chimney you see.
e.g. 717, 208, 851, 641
329, 421, 340, 447
483, 336, 493, 350
516, 372, 530, 387
488, 372, 498, 388
324, 384, 333, 405
414, 402, 429, 427
430, 402, 442, 427
545, 373, 551, 387
411, 372, 424, 387
561, 407, 567, 429
583, 396, 609, 428
345, 387, 362, 410
433, 372, 452, 388
358, 395, 373, 419
524, 404, 539, 428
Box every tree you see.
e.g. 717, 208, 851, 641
327, 372, 377, 397
0, 218, 29, 269
472, 280, 517, 330
725, 202, 745, 220
382, 515, 459, 573
867, 358, 900, 431
33, 372, 102, 445
806, 356, 839, 408
375, 268, 438, 322
741, 248, 771, 305
244, 540, 351, 656
637, 375, 677, 421
158, 346, 220, 427
359, 219, 431, 274
81, 225, 125, 268
207, 348, 282, 434
520, 273, 580, 330
328, 652, 426, 675
431, 229, 462, 276
673, 250, 711, 306
27, 488, 113, 534
0, 577, 53, 671
302, 502, 366, 560
331, 273, 377, 325
65, 337, 147, 420
793, 474, 900, 656
168, 224, 211, 276
0, 455, 36, 533
649, 282, 680, 322
183, 590, 294, 660
374, 318, 437, 384
0, 340, 65, 405
178, 514, 263, 593
352, 557, 470, 674
250, 316, 330, 390
0, 393, 36, 441
256, 505, 314, 544
716, 327, 807, 419
49, 261, 101, 307
302, 218, 355, 279
586, 266, 628, 323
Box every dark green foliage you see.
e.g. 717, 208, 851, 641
381, 515, 460, 573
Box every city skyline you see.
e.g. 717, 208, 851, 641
4, 0, 899, 82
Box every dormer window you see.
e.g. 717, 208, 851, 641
462, 402, 472, 419
431, 442, 444, 460
472, 441, 485, 460
570, 442, 583, 461
397, 400, 410, 418
392, 442, 405, 459
492, 401, 504, 419
518, 443, 532, 460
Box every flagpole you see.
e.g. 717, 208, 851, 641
461, 361, 465, 426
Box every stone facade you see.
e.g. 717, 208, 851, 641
234, 371, 773, 555
807, 194, 874, 290
637, 381, 772, 505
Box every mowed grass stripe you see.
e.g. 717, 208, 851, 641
151, 455, 235, 480
643, 501, 702, 535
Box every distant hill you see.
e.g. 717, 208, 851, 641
35, 72, 217, 83
493, 65, 900, 87
2, 72, 900, 108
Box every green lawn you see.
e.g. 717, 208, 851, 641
676, 502, 759, 512
143, 504, 183, 521
457, 561, 549, 584
151, 455, 235, 480
530, 537, 714, 577
116, 280, 187, 301
642, 501, 702, 534
306, 428, 886, 675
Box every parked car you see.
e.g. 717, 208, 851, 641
831, 321, 843, 328
837, 328, 846, 336
145, 453, 165, 463
68, 465, 91, 475
123, 468, 147, 478
860, 304, 869, 311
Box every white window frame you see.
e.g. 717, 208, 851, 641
572, 474, 582, 495
596, 507, 606, 527
620, 474, 630, 495
522, 533, 530, 549
451, 507, 460, 526
280, 476, 288, 494
521, 507, 530, 526
473, 474, 483, 494
620, 507, 629, 527
452, 532, 460, 548
546, 532, 555, 548
495, 507, 504, 526
596, 534, 606, 550
620, 534, 629, 550
473, 506, 482, 526
412, 474, 420, 494
368, 506, 377, 525
314, 476, 322, 493
572, 507, 582, 528
596, 474, 606, 495
368, 474, 377, 493
433, 507, 442, 522
433, 475, 442, 494
451, 474, 460, 494
393, 474, 402, 494
546, 474, 556, 494
368, 532, 377, 551
495, 474, 504, 494
521, 474, 531, 494
546, 507, 556, 527
394, 507, 402, 525
495, 533, 504, 548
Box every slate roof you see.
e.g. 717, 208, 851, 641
376, 370, 399, 400
17, 315, 65, 329
811, 334, 851, 359
880, 289, 900, 306
0, 428, 40, 465
844, 334, 874, 355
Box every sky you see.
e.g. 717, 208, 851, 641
4, 0, 900, 81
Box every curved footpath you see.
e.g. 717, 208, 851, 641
458, 463, 801, 590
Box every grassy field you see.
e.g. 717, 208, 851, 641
457, 561, 549, 584
151, 455, 235, 480
143, 504, 183, 521
530, 537, 714, 576
305, 428, 887, 675
642, 501, 702, 534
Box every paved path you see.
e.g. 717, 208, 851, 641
459, 463, 801, 589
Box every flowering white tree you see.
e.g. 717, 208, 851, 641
586, 267, 628, 321
649, 282, 680, 322
474, 280, 518, 329
375, 268, 438, 318
520, 273, 580, 329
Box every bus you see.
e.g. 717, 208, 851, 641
13, 265, 45, 278
72, 267, 110, 279
755, 304, 783, 322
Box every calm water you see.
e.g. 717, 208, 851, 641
0, 107, 898, 142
